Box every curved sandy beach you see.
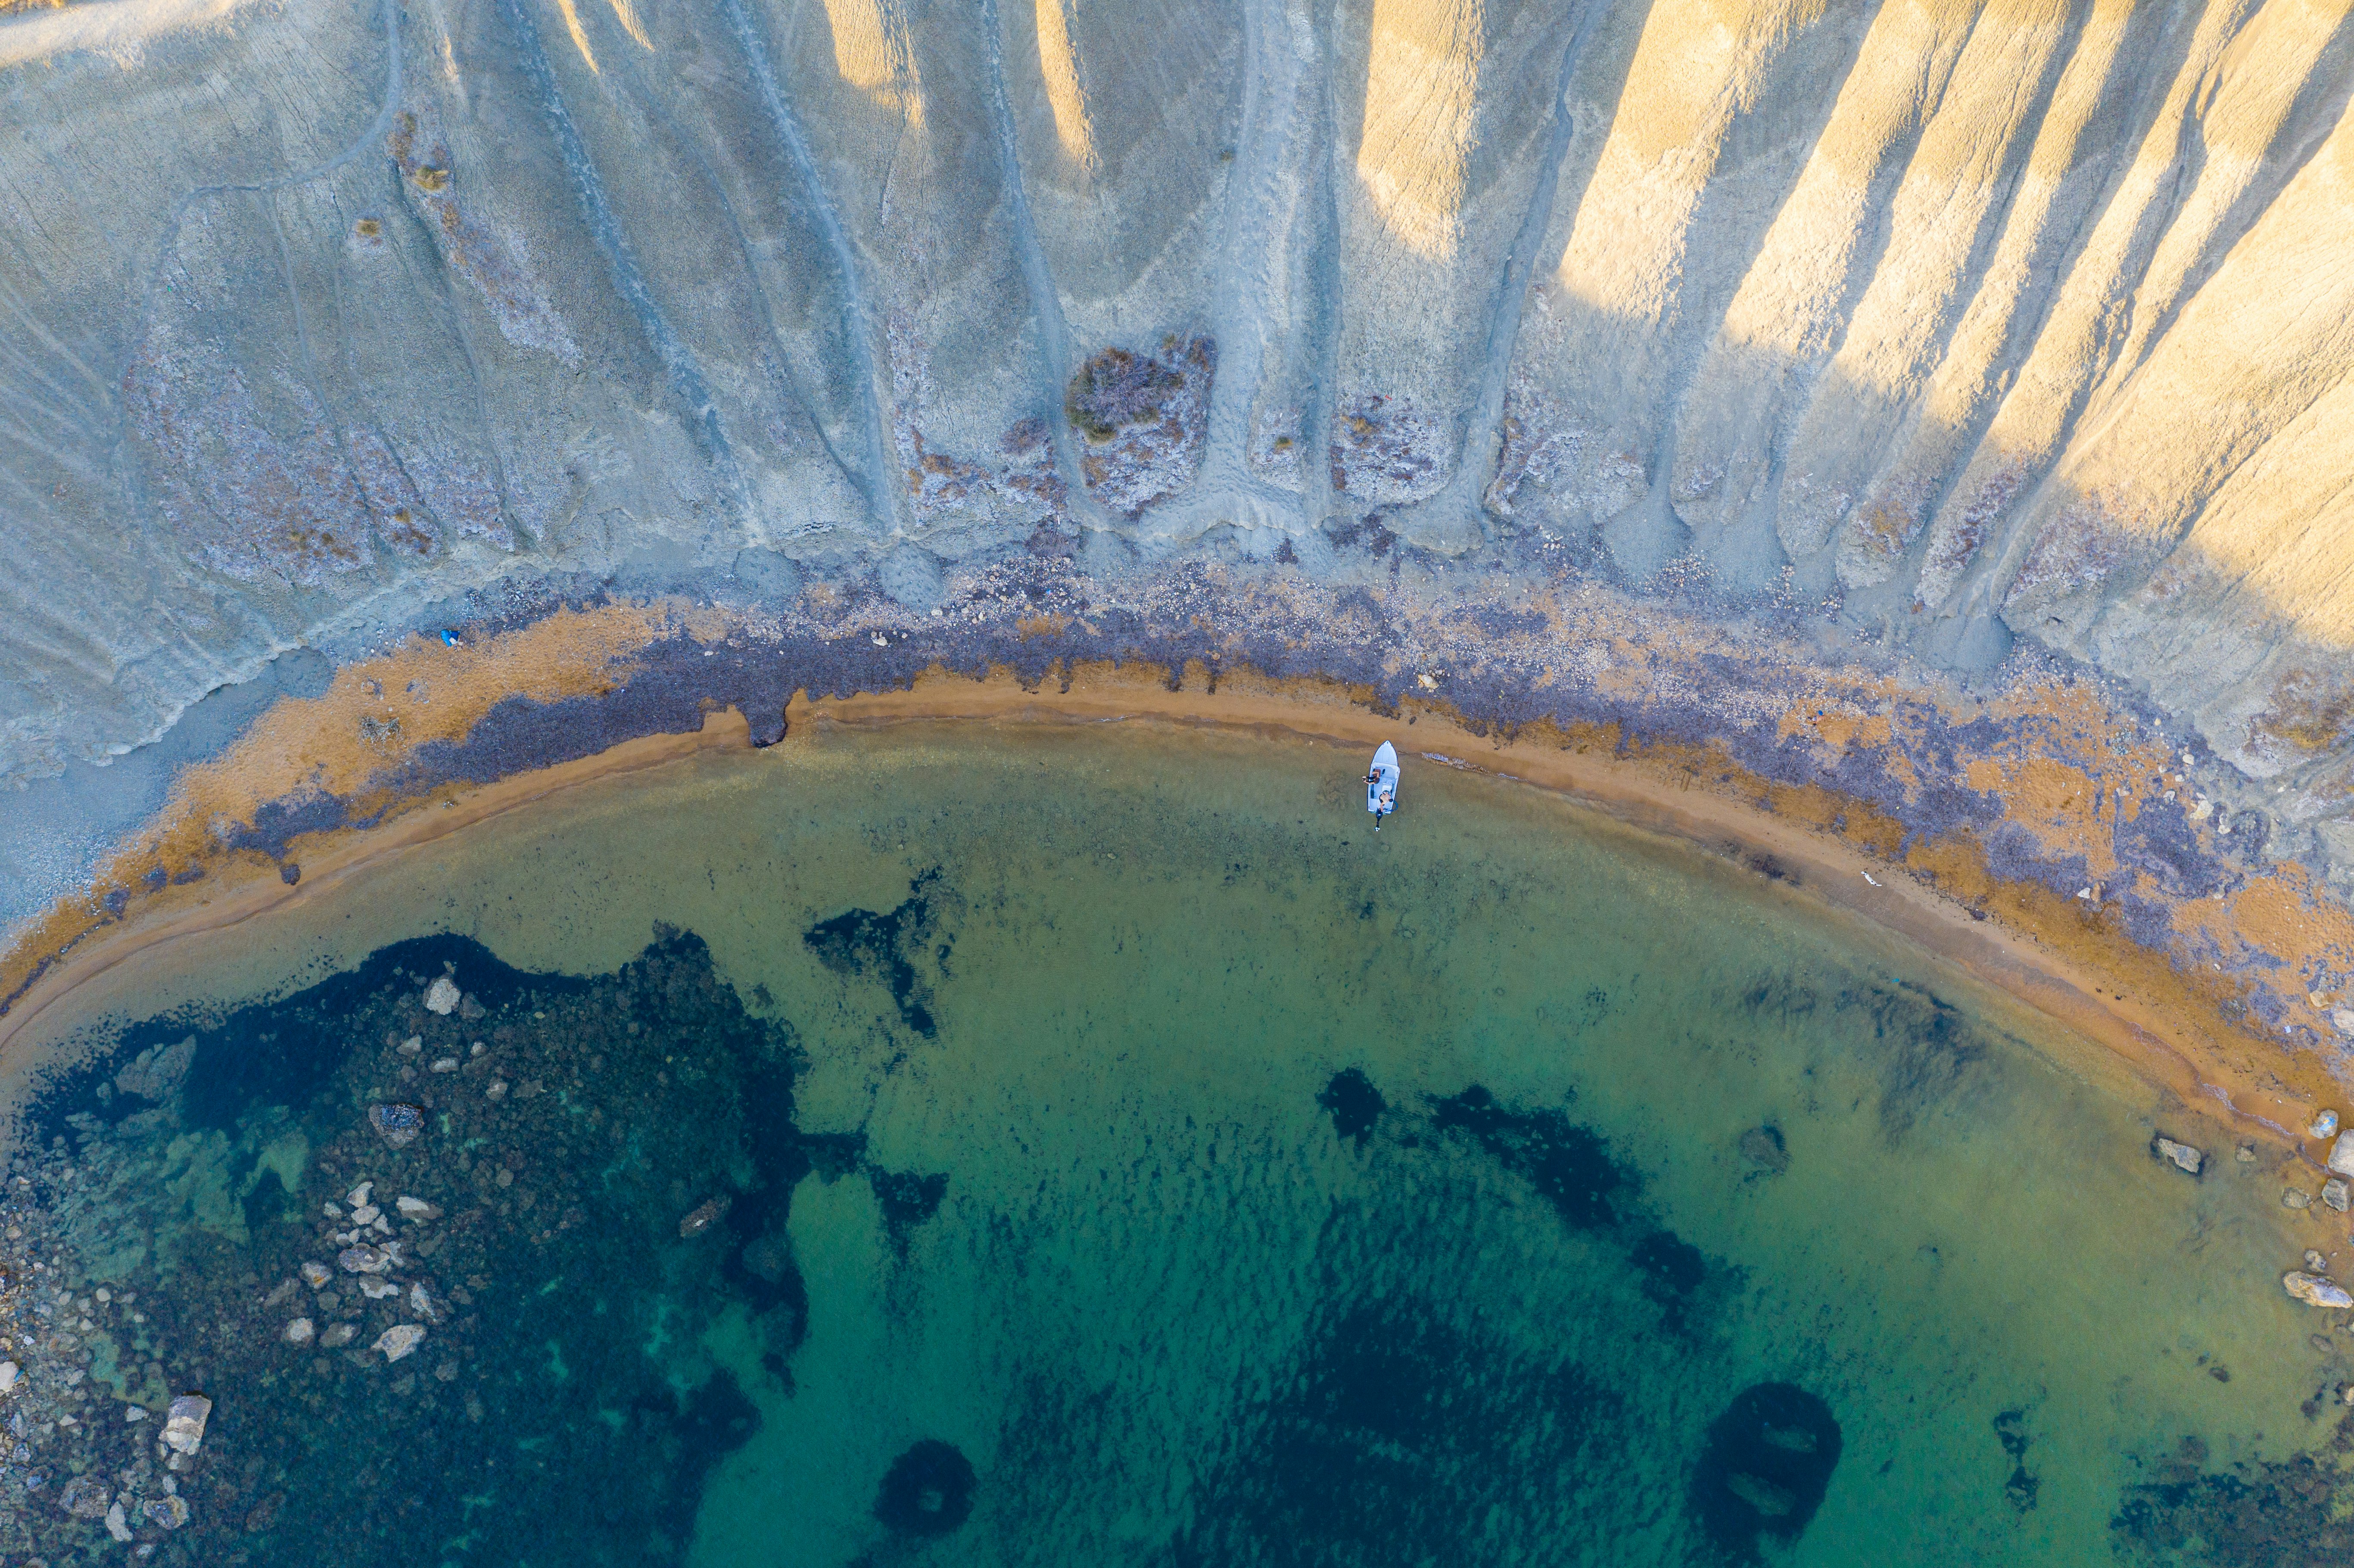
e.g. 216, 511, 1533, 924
3, 652, 2337, 1176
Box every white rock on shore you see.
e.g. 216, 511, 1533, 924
2284, 1272, 2354, 1309
424, 977, 461, 1015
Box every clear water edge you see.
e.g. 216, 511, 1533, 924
3, 720, 2341, 1565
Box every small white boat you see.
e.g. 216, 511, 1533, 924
1365, 742, 1399, 828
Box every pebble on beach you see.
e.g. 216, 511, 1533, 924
2315, 1110, 2342, 1140
2151, 1136, 2205, 1176
2284, 1272, 2354, 1309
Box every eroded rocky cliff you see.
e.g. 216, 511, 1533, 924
4, 0, 2354, 893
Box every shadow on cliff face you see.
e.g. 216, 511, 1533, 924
1485, 0, 2354, 748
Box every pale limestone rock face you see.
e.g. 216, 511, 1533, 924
4, 0, 2354, 819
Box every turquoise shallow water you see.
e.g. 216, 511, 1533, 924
2, 724, 2348, 1564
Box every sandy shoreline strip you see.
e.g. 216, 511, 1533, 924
0, 659, 2335, 1168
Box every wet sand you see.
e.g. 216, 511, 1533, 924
1, 659, 2338, 1175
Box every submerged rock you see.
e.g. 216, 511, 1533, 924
396, 1195, 442, 1220
374, 1323, 426, 1363
0, 1359, 17, 1392
146, 1495, 190, 1529
2329, 1130, 2354, 1178
1316, 1068, 1386, 1146
1689, 1383, 1843, 1556
2284, 1272, 2354, 1309
2285, 1188, 2313, 1210
338, 1244, 392, 1274
2314, 1110, 2341, 1140
112, 1035, 195, 1102
679, 1196, 731, 1239
424, 976, 461, 1014
105, 1499, 131, 1541
2327, 1179, 2351, 1213
58, 1474, 109, 1518
370, 1103, 426, 1148
320, 1323, 358, 1348
1738, 1125, 1791, 1174
874, 1439, 976, 1537
2151, 1136, 2205, 1176
299, 1260, 331, 1288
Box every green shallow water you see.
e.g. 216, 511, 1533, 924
3, 724, 2347, 1565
